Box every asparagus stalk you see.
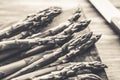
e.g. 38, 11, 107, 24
0, 7, 62, 40
0, 35, 70, 51
4, 32, 93, 79
31, 61, 107, 80
29, 9, 81, 38
66, 74, 102, 80
0, 50, 53, 79
49, 34, 101, 66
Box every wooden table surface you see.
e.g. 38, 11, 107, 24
81, 0, 120, 80
0, 0, 120, 80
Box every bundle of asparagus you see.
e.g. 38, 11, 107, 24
0, 19, 89, 61
0, 7, 62, 41
0, 6, 107, 80
19, 19, 90, 58
0, 8, 82, 62
48, 34, 101, 67
2, 32, 93, 79
31, 61, 107, 80
11, 61, 107, 80
9, 7, 81, 40
0, 50, 54, 79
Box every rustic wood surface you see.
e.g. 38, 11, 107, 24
80, 0, 120, 80
0, 0, 120, 80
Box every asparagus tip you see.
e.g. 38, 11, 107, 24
91, 61, 108, 69
68, 13, 81, 22
75, 7, 82, 13
87, 19, 91, 24
49, 6, 62, 14
80, 32, 93, 40
88, 32, 93, 38
95, 34, 102, 40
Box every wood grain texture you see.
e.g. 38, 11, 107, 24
0, 0, 120, 80
80, 0, 120, 80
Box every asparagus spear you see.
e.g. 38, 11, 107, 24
0, 50, 53, 79
0, 7, 62, 40
29, 9, 81, 38
66, 74, 102, 80
0, 35, 70, 51
3, 32, 93, 79
49, 34, 101, 66
31, 61, 107, 80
